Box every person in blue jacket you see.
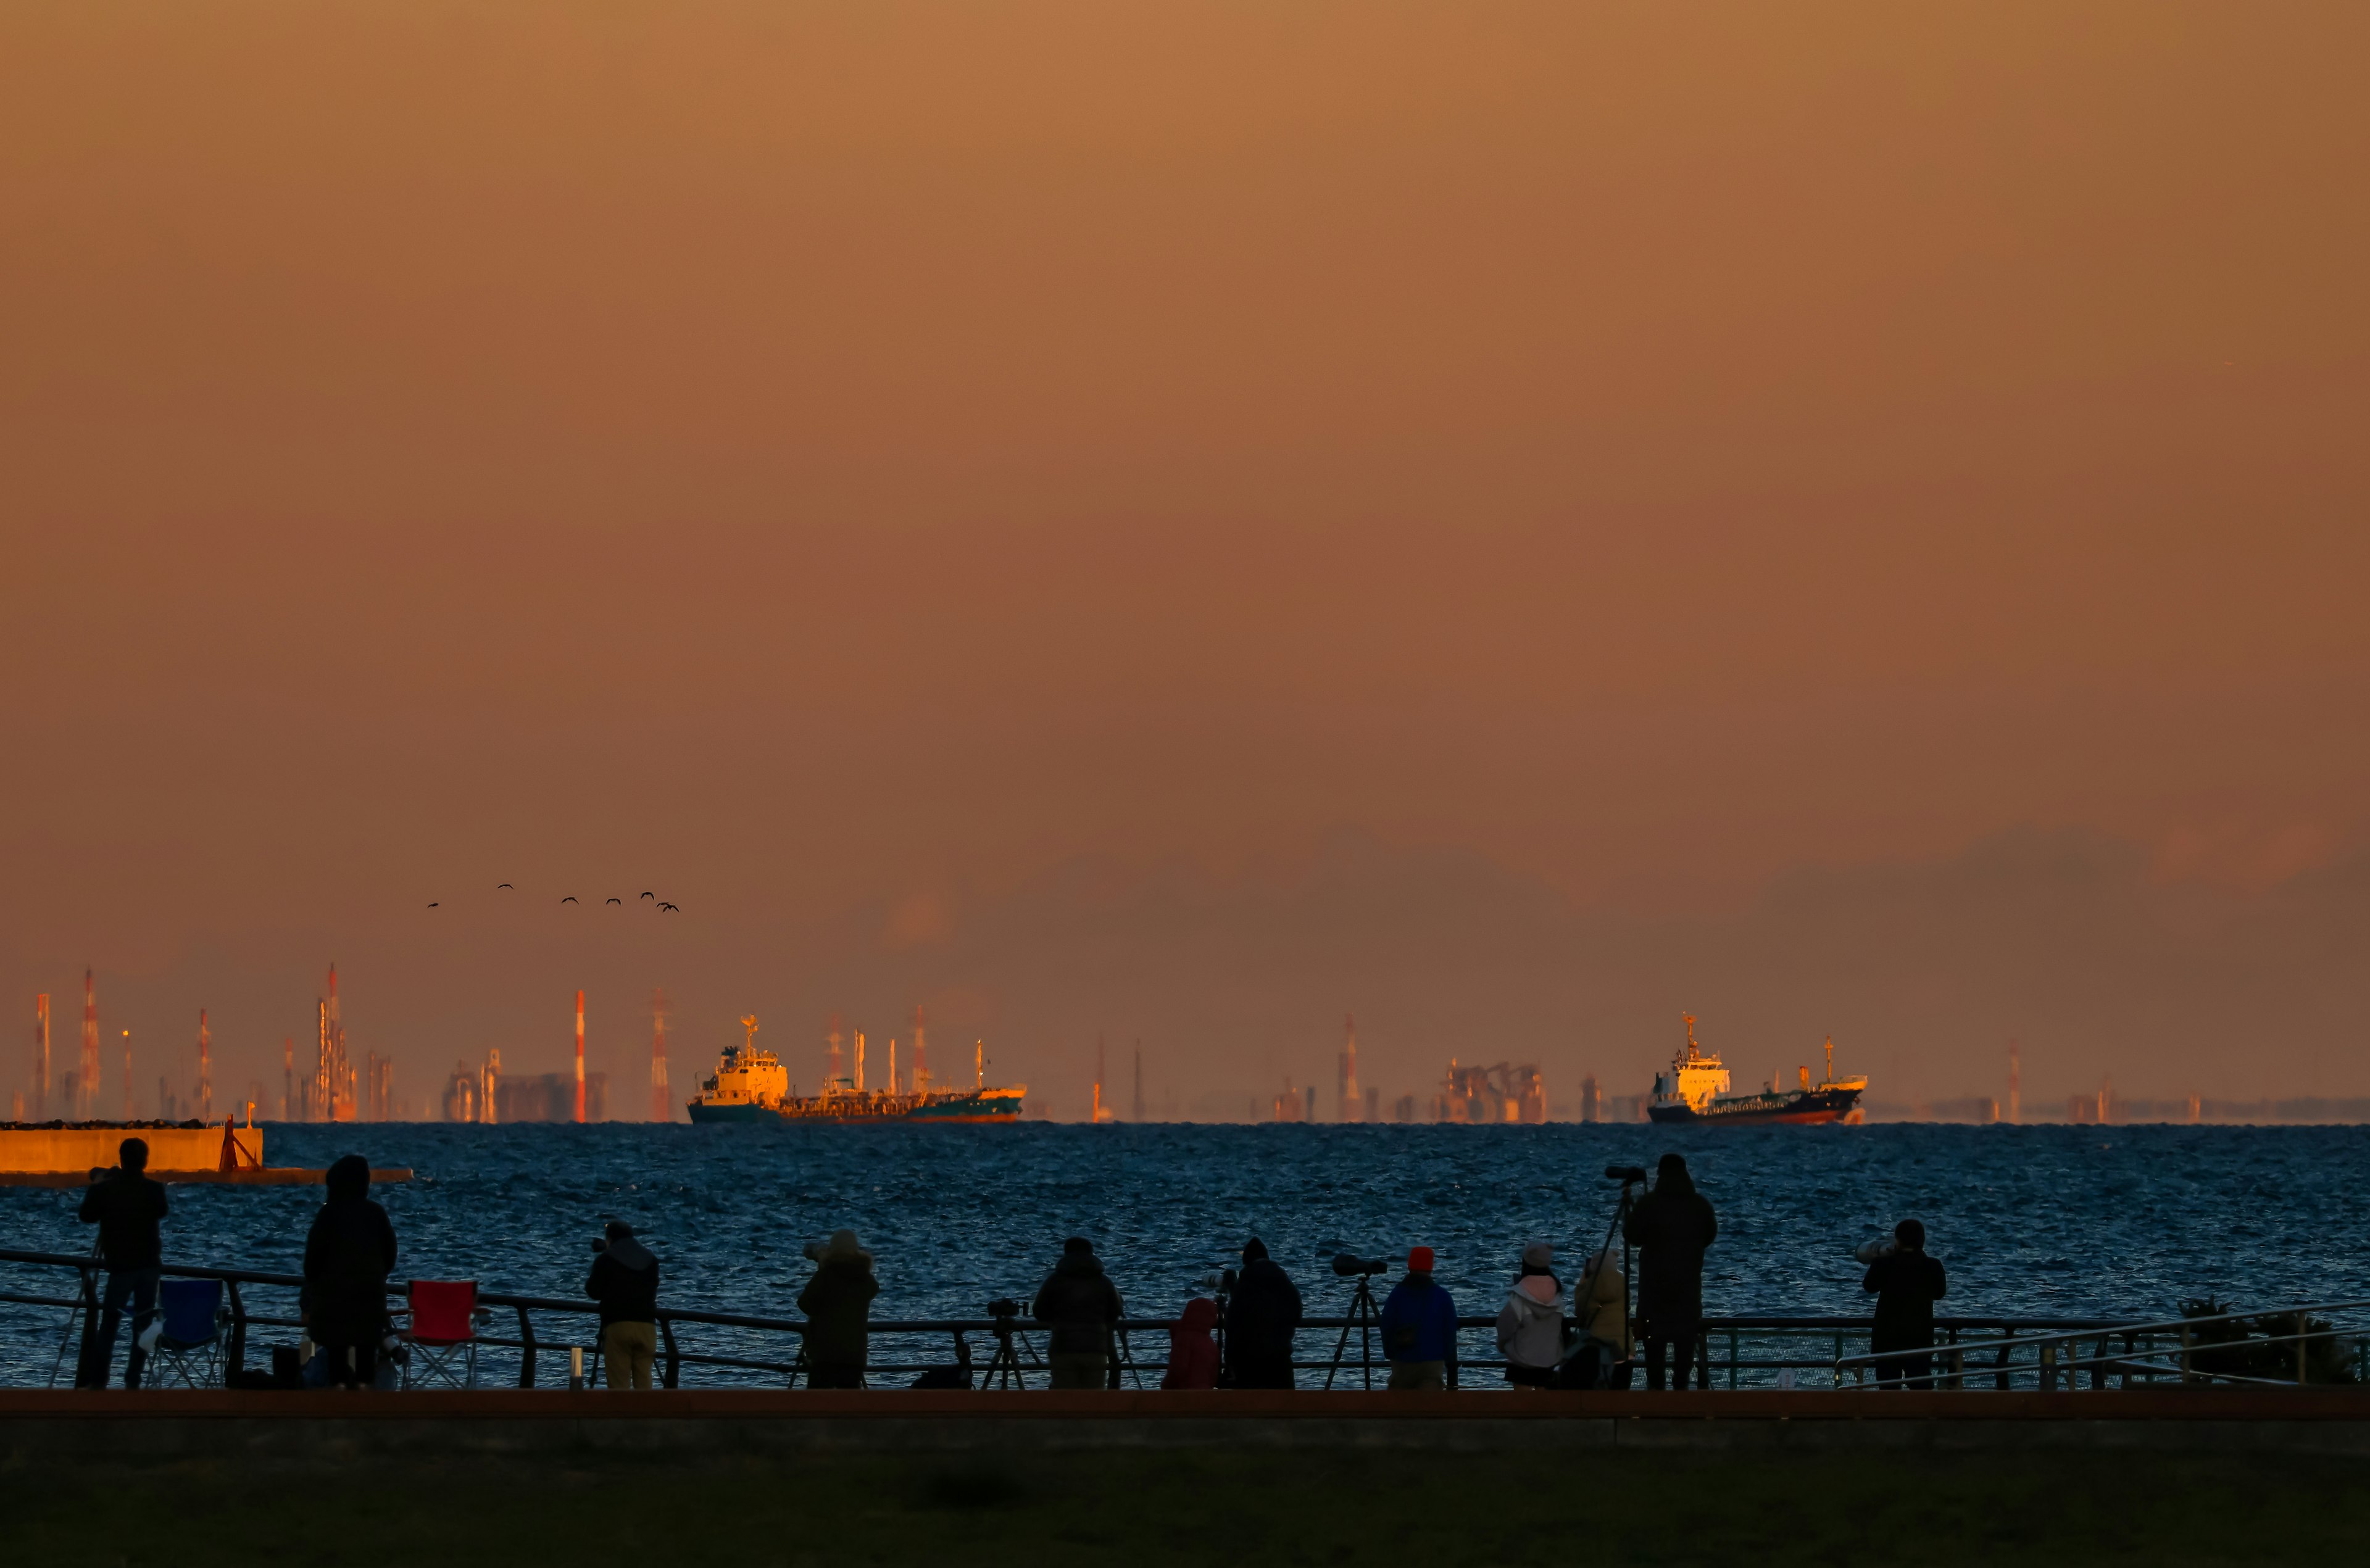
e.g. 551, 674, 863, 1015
1379, 1246, 1458, 1391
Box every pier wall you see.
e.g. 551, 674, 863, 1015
0, 1126, 256, 1175
5, 1390, 2368, 1461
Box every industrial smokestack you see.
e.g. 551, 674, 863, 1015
197, 1010, 212, 1123
650, 987, 670, 1123
33, 993, 49, 1121
912, 1006, 927, 1093
80, 970, 98, 1119
575, 989, 587, 1124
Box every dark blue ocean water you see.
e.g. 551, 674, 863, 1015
7, 1121, 2364, 1385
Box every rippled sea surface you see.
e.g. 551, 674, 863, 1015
7, 1121, 2364, 1385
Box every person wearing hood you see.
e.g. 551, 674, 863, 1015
586, 1221, 662, 1390
1494, 1243, 1564, 1388
302, 1154, 399, 1389
1560, 1246, 1632, 1388
1623, 1153, 1717, 1390
1163, 1296, 1220, 1390
75, 1137, 169, 1389
1379, 1247, 1459, 1392
1863, 1219, 1947, 1388
1223, 1237, 1304, 1389
797, 1229, 880, 1389
1031, 1236, 1124, 1389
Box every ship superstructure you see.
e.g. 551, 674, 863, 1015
1647, 1015, 1865, 1126
684, 1016, 789, 1123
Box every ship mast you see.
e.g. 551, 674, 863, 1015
1682, 1013, 1700, 1063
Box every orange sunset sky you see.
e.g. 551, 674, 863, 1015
4, 2, 2367, 1117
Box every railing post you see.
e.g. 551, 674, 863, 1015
225, 1280, 247, 1380
517, 1306, 538, 1388
2040, 1342, 2056, 1393
71, 1262, 102, 1389
1833, 1332, 1843, 1389
1729, 1327, 1739, 1390
2180, 1323, 2193, 1384
2297, 1311, 2308, 1386
660, 1316, 681, 1389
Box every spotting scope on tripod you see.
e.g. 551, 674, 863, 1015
1324, 1251, 1391, 1390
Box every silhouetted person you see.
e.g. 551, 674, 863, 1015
1223, 1237, 1304, 1388
1163, 1297, 1220, 1390
303, 1155, 398, 1388
1624, 1153, 1717, 1390
587, 1220, 662, 1390
77, 1137, 168, 1389
797, 1230, 879, 1389
1380, 1246, 1459, 1391
1863, 1219, 1948, 1388
1032, 1236, 1123, 1390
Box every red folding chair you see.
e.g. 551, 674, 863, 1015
401, 1280, 483, 1388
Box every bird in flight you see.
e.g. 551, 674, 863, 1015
641, 891, 655, 900
428, 902, 439, 908
607, 897, 622, 905
497, 882, 514, 890
562, 896, 578, 904
659, 902, 680, 912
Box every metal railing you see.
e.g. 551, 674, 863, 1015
7, 1248, 2364, 1392
1832, 1299, 2370, 1391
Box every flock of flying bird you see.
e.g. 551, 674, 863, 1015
426, 886, 680, 912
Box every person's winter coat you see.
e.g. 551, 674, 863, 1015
1031, 1249, 1125, 1356
78, 1168, 168, 1271
586, 1236, 660, 1326
1495, 1272, 1564, 1371
797, 1242, 880, 1368
1225, 1255, 1304, 1363
1573, 1249, 1631, 1356
1624, 1169, 1718, 1324
302, 1155, 398, 1342
1864, 1248, 1947, 1352
1163, 1297, 1220, 1389
1380, 1272, 1459, 1364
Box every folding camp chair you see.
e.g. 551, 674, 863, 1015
401, 1280, 483, 1388
149, 1279, 227, 1388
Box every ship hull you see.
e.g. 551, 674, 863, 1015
1648, 1087, 1864, 1126
684, 1101, 778, 1124
768, 1089, 1026, 1124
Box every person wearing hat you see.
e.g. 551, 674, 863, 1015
1223, 1237, 1304, 1389
586, 1220, 662, 1390
1379, 1246, 1459, 1392
1032, 1236, 1125, 1389
797, 1229, 880, 1389
1863, 1218, 1947, 1388
1494, 1242, 1564, 1389
1623, 1153, 1718, 1390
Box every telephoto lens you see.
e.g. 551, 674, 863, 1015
802, 1238, 828, 1263
986, 1296, 1020, 1319
1605, 1164, 1649, 1183
1331, 1254, 1390, 1277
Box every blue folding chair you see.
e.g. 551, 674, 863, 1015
149, 1279, 227, 1388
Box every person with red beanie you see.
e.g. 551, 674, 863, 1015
1379, 1245, 1459, 1391
1162, 1296, 1220, 1390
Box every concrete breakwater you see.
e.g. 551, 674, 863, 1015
0, 1122, 260, 1175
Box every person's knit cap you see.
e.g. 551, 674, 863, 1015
1407, 1245, 1434, 1272
1063, 1235, 1094, 1256
1521, 1242, 1553, 1271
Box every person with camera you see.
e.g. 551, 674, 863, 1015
797, 1229, 880, 1389
586, 1220, 662, 1390
1223, 1237, 1303, 1389
1031, 1235, 1124, 1389
1494, 1242, 1564, 1389
302, 1153, 400, 1389
1379, 1246, 1458, 1392
1623, 1152, 1717, 1390
75, 1137, 169, 1389
1861, 1219, 1947, 1388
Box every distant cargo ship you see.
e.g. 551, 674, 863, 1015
1646, 1015, 1866, 1126
686, 1017, 1024, 1125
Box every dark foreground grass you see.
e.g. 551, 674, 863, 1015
5, 1445, 2368, 1567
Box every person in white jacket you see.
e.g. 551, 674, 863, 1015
1494, 1242, 1565, 1388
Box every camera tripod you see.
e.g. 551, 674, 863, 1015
1324, 1272, 1386, 1390
982, 1305, 1044, 1389
1573, 1168, 1643, 1390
